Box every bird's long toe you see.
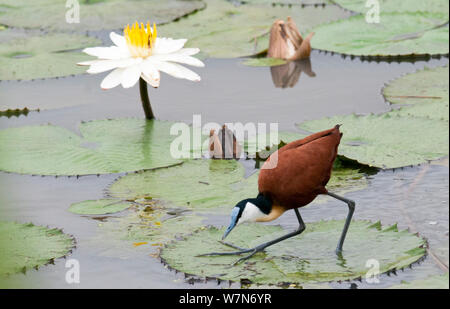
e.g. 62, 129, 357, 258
231, 249, 260, 266
219, 240, 248, 251
196, 248, 254, 257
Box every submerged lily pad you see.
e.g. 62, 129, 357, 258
324, 163, 368, 194
108, 159, 368, 211
69, 199, 132, 215
311, 12, 449, 57
0, 0, 205, 31
159, 0, 351, 58
333, 0, 449, 16
160, 220, 426, 284
0, 221, 74, 276
383, 66, 449, 121
298, 113, 449, 169
0, 119, 182, 176
0, 30, 101, 80
389, 273, 449, 289
89, 206, 204, 259
99, 209, 204, 245
243, 57, 287, 67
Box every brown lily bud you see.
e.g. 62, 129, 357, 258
267, 16, 314, 61
209, 129, 223, 156
208, 125, 242, 159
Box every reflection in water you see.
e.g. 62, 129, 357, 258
270, 58, 316, 89
142, 119, 155, 161
336, 252, 348, 269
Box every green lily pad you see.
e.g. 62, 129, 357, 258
383, 66, 449, 121
243, 57, 287, 67
389, 273, 449, 289
0, 221, 74, 276
0, 30, 101, 80
311, 12, 449, 57
108, 159, 257, 211
333, 0, 449, 16
389, 101, 449, 122
0, 0, 205, 31
235, 0, 332, 5
160, 220, 426, 284
298, 113, 449, 169
69, 199, 132, 215
159, 0, 351, 58
0, 119, 182, 176
108, 159, 368, 211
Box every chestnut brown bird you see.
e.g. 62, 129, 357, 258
200, 125, 356, 264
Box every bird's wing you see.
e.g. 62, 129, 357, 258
278, 124, 341, 155
259, 126, 342, 208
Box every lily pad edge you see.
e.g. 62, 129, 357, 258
158, 219, 427, 287
0, 221, 76, 276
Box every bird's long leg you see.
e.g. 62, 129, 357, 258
327, 191, 355, 255
231, 209, 306, 265
198, 209, 306, 265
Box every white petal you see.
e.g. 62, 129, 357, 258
151, 54, 204, 67
141, 72, 160, 88
141, 62, 161, 88
87, 60, 119, 74
110, 32, 126, 48
100, 68, 125, 89
142, 62, 161, 81
151, 60, 201, 81
176, 48, 200, 56
77, 60, 100, 66
121, 65, 142, 88
86, 58, 137, 74
82, 46, 123, 60
153, 37, 187, 54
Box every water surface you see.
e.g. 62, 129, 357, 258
0, 54, 448, 288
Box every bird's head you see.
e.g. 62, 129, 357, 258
222, 193, 272, 240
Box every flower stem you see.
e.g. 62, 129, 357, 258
139, 77, 155, 120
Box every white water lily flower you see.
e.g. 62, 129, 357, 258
78, 22, 204, 89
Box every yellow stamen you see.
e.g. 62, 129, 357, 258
123, 21, 157, 58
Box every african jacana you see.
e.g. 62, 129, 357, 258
200, 125, 356, 264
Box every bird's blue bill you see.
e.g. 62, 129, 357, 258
222, 207, 240, 240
